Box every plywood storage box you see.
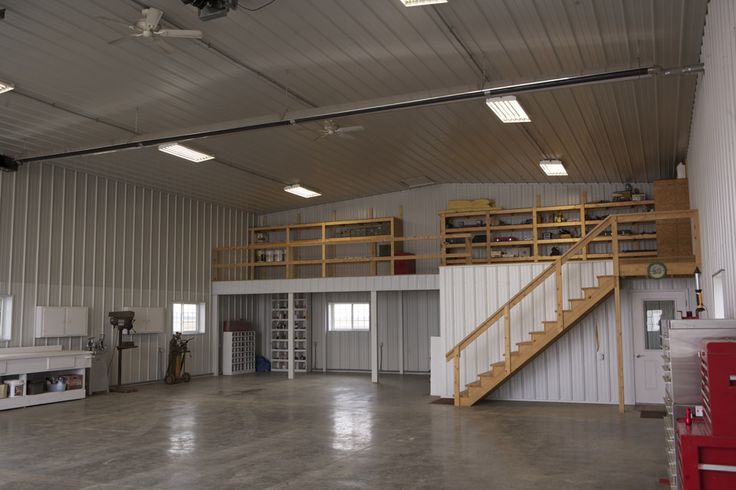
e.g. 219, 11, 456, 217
654, 179, 692, 257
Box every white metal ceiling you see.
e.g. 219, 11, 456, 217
0, 0, 707, 211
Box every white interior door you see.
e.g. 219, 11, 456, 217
632, 291, 686, 404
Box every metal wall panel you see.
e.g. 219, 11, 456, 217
0, 163, 253, 384
260, 181, 652, 277
402, 290, 440, 373
687, 0, 736, 318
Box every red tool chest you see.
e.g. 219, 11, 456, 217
700, 340, 736, 437
676, 340, 736, 489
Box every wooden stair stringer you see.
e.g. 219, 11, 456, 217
459, 277, 616, 407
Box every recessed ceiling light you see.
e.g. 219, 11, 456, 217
0, 80, 15, 95
158, 143, 214, 163
540, 160, 568, 176
400, 0, 448, 6
485, 95, 531, 123
284, 184, 321, 198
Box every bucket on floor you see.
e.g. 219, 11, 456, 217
4, 379, 24, 397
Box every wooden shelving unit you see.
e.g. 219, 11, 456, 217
271, 293, 309, 373
440, 198, 656, 265
243, 217, 403, 279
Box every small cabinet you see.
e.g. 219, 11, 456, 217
122, 307, 165, 333
35, 306, 89, 338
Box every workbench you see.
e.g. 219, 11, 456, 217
0, 345, 91, 411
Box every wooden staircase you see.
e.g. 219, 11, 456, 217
445, 209, 701, 412
458, 274, 615, 406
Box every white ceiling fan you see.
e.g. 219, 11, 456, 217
314, 120, 365, 141
99, 8, 203, 50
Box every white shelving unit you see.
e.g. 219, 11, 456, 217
223, 330, 256, 375
271, 293, 309, 372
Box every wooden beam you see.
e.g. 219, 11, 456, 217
555, 261, 563, 330
612, 219, 624, 413
453, 348, 460, 407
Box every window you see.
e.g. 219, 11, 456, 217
173, 303, 205, 334
643, 300, 675, 350
0, 295, 11, 341
328, 302, 369, 331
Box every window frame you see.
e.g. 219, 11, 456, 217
328, 302, 370, 332
172, 302, 206, 335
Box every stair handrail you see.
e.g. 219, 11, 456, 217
446, 214, 615, 362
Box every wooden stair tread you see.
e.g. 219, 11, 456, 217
517, 340, 534, 346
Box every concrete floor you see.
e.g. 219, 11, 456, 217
0, 373, 666, 489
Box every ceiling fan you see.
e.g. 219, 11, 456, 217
314, 120, 365, 141
99, 8, 203, 49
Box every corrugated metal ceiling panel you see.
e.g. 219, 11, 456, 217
0, 0, 707, 211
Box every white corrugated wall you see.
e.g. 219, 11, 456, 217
0, 163, 253, 383
687, 0, 736, 318
435, 262, 693, 404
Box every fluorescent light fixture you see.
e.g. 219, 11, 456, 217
284, 184, 321, 198
401, 175, 435, 189
539, 160, 568, 176
0, 80, 14, 95
400, 0, 448, 6
485, 95, 531, 123
158, 143, 214, 163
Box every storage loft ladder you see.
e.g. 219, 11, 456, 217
446, 210, 701, 411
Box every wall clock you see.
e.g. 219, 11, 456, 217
647, 262, 667, 279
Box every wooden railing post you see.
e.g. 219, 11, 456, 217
555, 260, 563, 330
504, 305, 511, 374
453, 347, 460, 406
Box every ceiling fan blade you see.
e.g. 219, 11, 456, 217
156, 29, 203, 39
313, 132, 329, 142
336, 125, 364, 133
336, 133, 356, 140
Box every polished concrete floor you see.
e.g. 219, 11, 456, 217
0, 373, 666, 489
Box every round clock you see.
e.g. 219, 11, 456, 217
647, 262, 667, 279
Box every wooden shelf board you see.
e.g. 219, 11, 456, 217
537, 238, 578, 244
440, 210, 490, 218
325, 235, 393, 244
444, 227, 486, 233
584, 200, 654, 209
491, 224, 534, 231
489, 208, 534, 215
489, 240, 533, 247
536, 204, 582, 212
537, 222, 582, 228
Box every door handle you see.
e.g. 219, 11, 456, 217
635, 354, 644, 358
